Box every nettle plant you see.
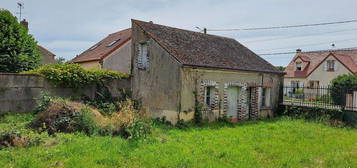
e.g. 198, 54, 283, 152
23, 63, 129, 88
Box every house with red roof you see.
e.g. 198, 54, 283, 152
284, 49, 357, 88
131, 20, 284, 123
72, 28, 131, 73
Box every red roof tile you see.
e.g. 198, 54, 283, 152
72, 28, 131, 63
284, 49, 357, 78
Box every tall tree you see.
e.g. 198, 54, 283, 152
0, 9, 41, 72
276, 66, 286, 71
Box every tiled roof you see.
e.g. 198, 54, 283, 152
284, 49, 357, 78
37, 45, 55, 57
132, 20, 281, 74
72, 28, 131, 63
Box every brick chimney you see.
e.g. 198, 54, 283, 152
296, 48, 302, 53
20, 19, 28, 30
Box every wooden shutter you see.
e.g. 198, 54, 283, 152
334, 61, 337, 71
137, 44, 142, 68
142, 44, 148, 68
323, 61, 328, 71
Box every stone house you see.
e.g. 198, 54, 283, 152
131, 20, 284, 123
284, 49, 357, 88
72, 28, 132, 73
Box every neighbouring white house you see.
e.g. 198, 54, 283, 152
284, 48, 357, 88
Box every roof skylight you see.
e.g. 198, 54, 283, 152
107, 39, 121, 47
89, 44, 100, 51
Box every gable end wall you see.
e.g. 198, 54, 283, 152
131, 22, 182, 123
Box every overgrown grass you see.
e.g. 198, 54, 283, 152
0, 114, 356, 168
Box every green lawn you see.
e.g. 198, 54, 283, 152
0, 114, 356, 168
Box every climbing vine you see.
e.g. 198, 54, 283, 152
23, 63, 129, 88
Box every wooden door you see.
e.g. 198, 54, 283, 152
227, 87, 239, 119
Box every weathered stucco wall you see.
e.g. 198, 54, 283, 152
78, 61, 101, 69
103, 40, 132, 73
179, 68, 283, 121
131, 22, 182, 123
0, 73, 131, 114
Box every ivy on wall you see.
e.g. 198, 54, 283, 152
23, 63, 130, 88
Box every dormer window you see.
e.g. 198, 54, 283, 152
296, 62, 302, 71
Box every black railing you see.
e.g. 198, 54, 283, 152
283, 86, 357, 111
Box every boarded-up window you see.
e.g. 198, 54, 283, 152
204, 86, 215, 106
260, 87, 271, 107
137, 43, 148, 69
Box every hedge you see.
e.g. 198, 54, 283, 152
23, 63, 130, 88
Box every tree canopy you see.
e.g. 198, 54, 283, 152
330, 74, 357, 105
0, 9, 41, 72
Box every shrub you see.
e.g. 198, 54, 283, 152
282, 105, 344, 126
126, 118, 151, 140
23, 63, 129, 88
330, 74, 357, 105
32, 95, 151, 139
34, 92, 53, 114
101, 100, 151, 139
0, 114, 48, 149
31, 99, 99, 135
0, 128, 47, 149
81, 84, 121, 116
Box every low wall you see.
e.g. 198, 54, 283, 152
0, 73, 131, 114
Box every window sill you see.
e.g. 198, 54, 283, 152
260, 106, 272, 110
327, 70, 335, 72
137, 67, 148, 70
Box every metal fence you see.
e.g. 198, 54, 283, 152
283, 86, 357, 111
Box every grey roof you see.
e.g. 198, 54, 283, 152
133, 19, 281, 74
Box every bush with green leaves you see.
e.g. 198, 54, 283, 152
31, 98, 100, 135
23, 63, 129, 88
330, 74, 357, 105
32, 94, 151, 139
126, 118, 152, 140
34, 92, 53, 114
0, 9, 41, 72
0, 114, 48, 149
281, 105, 345, 127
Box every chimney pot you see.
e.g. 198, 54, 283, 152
20, 19, 28, 30
149, 21, 153, 24
203, 28, 207, 34
296, 48, 302, 53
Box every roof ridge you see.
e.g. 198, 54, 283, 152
108, 28, 131, 36
131, 19, 237, 41
301, 47, 357, 54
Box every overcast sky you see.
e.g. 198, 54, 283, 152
2, 0, 357, 66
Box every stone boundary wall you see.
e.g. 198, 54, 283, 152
0, 73, 131, 114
